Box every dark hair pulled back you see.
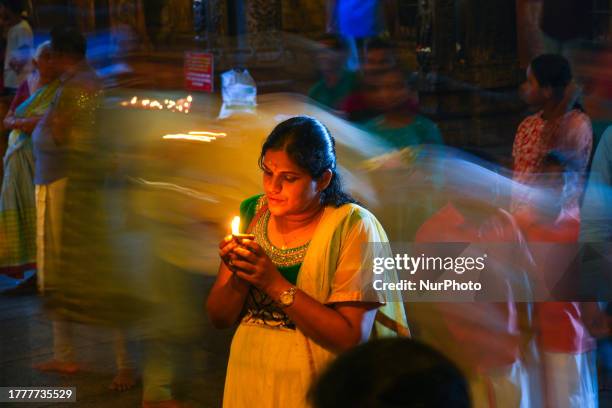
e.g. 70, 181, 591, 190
259, 116, 356, 207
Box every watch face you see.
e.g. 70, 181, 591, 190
280, 289, 295, 306
280, 293, 291, 306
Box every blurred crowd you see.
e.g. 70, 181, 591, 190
0, 0, 611, 407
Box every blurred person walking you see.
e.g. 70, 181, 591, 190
327, 0, 387, 70
31, 26, 136, 391
31, 25, 100, 374
581, 128, 612, 253
411, 188, 536, 407
517, 152, 599, 408
361, 67, 442, 148
308, 35, 357, 112
340, 38, 396, 122
0, 0, 31, 95
580, 127, 612, 393
359, 67, 443, 239
31, 26, 99, 300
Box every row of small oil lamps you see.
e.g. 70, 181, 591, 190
120, 95, 193, 114
162, 131, 227, 143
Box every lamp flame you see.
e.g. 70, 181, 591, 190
231, 216, 240, 235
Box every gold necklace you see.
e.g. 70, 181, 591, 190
255, 211, 310, 268
274, 207, 324, 250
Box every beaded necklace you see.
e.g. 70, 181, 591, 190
252, 209, 310, 268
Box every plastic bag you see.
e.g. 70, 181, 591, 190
221, 68, 257, 107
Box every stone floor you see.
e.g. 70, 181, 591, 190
1, 275, 611, 408
0, 276, 233, 408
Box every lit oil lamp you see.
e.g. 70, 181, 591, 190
231, 216, 255, 242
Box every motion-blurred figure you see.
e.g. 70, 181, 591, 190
569, 45, 612, 146
341, 38, 396, 122
361, 67, 442, 148
581, 129, 612, 243
581, 127, 612, 392
0, 0, 32, 94
98, 1, 150, 89
308, 35, 357, 112
518, 151, 598, 408
359, 67, 443, 240
32, 24, 98, 374
411, 187, 536, 407
326, 0, 384, 70
32, 26, 136, 391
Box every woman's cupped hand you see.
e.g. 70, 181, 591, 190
228, 239, 285, 294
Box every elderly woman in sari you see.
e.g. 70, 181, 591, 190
207, 116, 408, 408
0, 41, 59, 279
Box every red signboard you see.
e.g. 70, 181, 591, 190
185, 51, 214, 92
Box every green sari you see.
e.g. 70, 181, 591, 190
0, 79, 60, 276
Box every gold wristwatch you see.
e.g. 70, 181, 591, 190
278, 287, 297, 308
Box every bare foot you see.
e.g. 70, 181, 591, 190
34, 359, 81, 374
109, 368, 136, 391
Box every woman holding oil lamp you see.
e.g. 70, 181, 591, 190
207, 116, 407, 408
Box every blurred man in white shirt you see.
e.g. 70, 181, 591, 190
1, 0, 33, 93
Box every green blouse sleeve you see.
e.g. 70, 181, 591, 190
239, 194, 263, 233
